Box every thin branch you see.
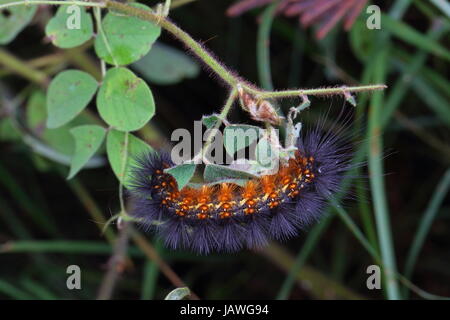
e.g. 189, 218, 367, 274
0, 48, 49, 86
130, 227, 200, 300
252, 84, 388, 99
193, 88, 237, 163
106, 0, 240, 88
97, 222, 131, 300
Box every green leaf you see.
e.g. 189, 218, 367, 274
97, 67, 155, 132
204, 164, 257, 183
223, 124, 261, 156
46, 70, 98, 128
94, 3, 161, 66
164, 287, 190, 300
0, 118, 21, 141
27, 90, 101, 159
68, 125, 106, 179
165, 163, 196, 190
132, 42, 200, 85
45, 5, 94, 49
106, 129, 153, 187
202, 114, 220, 129
255, 136, 279, 170
0, 0, 36, 44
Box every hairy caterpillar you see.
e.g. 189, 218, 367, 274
128, 116, 355, 254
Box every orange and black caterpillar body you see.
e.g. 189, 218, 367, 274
129, 119, 355, 254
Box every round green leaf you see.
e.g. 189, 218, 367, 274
0, 0, 37, 44
26, 90, 104, 168
106, 129, 153, 187
68, 125, 106, 179
46, 70, 98, 128
97, 67, 155, 132
45, 5, 94, 49
132, 42, 199, 85
94, 3, 161, 66
165, 163, 196, 190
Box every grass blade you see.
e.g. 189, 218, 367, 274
403, 168, 450, 296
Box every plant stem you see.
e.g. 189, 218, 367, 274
251, 84, 387, 99
130, 227, 200, 300
118, 131, 129, 215
0, 48, 49, 86
403, 168, 450, 294
261, 243, 365, 300
368, 49, 401, 300
276, 216, 332, 300
257, 2, 277, 91
67, 178, 116, 244
97, 222, 131, 300
104, 1, 386, 100
106, 0, 239, 88
193, 88, 237, 163
1, 0, 387, 102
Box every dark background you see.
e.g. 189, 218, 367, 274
0, 0, 449, 299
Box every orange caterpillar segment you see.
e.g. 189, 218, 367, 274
152, 155, 316, 221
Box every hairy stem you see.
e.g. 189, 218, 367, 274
250, 84, 387, 99
0, 0, 387, 102
106, 0, 239, 88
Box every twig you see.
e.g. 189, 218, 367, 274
67, 178, 116, 244
260, 243, 365, 300
130, 227, 200, 300
0, 48, 49, 86
97, 222, 131, 300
